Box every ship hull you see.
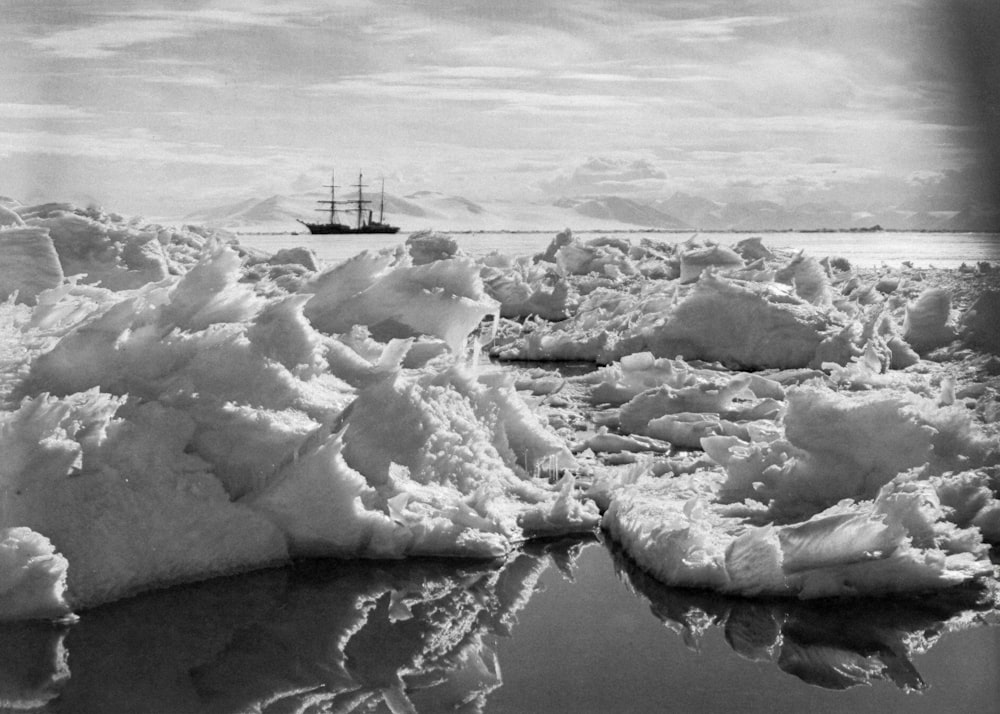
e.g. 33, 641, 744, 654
297, 221, 400, 235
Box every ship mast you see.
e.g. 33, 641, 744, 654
354, 172, 371, 230
315, 170, 341, 224
379, 178, 386, 224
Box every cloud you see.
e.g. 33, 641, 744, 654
26, 19, 193, 59
0, 103, 94, 120
540, 157, 668, 195
630, 15, 790, 43
555, 72, 641, 83
427, 66, 540, 80
0, 129, 276, 168
305, 68, 639, 114
3, 0, 980, 217
21, 3, 316, 59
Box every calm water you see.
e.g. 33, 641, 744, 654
235, 229, 1000, 270
5, 540, 997, 713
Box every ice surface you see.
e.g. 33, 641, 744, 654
640, 273, 838, 368
679, 244, 744, 284
0, 528, 70, 620
961, 290, 1000, 354
0, 208, 600, 619
603, 469, 995, 598
0, 390, 289, 611
588, 333, 998, 597
0, 205, 25, 228
405, 229, 460, 264
494, 233, 849, 367
613, 542, 997, 691
481, 252, 571, 320
903, 288, 956, 353
0, 228, 63, 304
303, 249, 499, 353
505, 233, 999, 599
706, 386, 998, 518
1, 209, 998, 619
21, 206, 189, 291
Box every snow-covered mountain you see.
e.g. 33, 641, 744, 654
178, 190, 650, 233
553, 196, 691, 229
182, 196, 304, 227
181, 192, 428, 231
175, 189, 999, 233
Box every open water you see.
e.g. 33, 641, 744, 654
8, 539, 998, 713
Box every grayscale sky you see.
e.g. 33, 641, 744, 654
0, 0, 985, 218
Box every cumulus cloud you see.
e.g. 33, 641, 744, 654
540, 157, 668, 195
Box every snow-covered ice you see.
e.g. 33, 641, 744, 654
500, 230, 1000, 598
0, 205, 998, 621
0, 205, 598, 619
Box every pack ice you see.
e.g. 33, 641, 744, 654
496, 231, 1000, 598
0, 205, 597, 620
1, 206, 998, 620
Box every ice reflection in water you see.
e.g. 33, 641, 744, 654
0, 546, 563, 714
609, 541, 1000, 692
0, 622, 69, 710
1, 538, 998, 713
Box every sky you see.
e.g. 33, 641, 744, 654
2, 0, 995, 219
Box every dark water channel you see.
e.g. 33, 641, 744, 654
2, 539, 998, 714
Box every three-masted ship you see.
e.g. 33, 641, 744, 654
297, 171, 400, 234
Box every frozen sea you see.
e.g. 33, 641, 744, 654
8, 228, 999, 713
236, 229, 1000, 270
241, 227, 1000, 713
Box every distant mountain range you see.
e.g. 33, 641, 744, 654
179, 190, 637, 232
176, 189, 1000, 233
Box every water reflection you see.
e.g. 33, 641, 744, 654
608, 542, 1000, 692
0, 544, 576, 714
0, 622, 68, 711
2, 538, 997, 713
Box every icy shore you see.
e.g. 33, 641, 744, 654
1, 201, 998, 620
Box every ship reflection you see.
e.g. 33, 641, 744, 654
608, 541, 1000, 692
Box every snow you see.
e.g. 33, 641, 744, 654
903, 287, 956, 353
960, 289, 1000, 354
0, 204, 998, 621
0, 205, 599, 619
705, 386, 996, 519
481, 252, 571, 321
0, 228, 63, 304
603, 468, 994, 598
0, 528, 69, 620
302, 249, 499, 354
493, 233, 848, 367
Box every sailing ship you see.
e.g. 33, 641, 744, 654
297, 171, 400, 234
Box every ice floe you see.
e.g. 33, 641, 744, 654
1, 206, 998, 621
0, 206, 598, 619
